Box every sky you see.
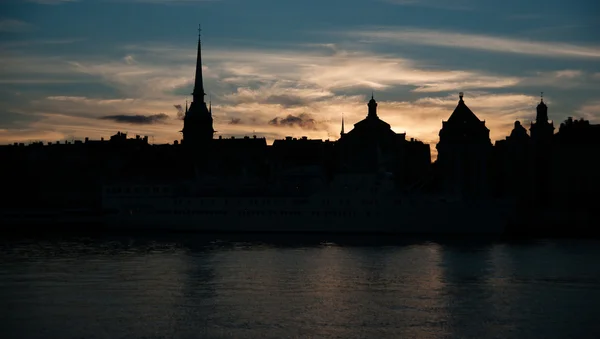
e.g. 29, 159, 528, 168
1, 0, 599, 158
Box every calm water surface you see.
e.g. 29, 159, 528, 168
1, 234, 599, 339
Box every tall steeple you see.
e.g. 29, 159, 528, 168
340, 113, 345, 136
192, 24, 206, 103
181, 25, 214, 146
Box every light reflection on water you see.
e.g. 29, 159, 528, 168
1, 235, 600, 339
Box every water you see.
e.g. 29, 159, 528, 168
1, 234, 599, 339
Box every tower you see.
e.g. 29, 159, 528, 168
181, 24, 214, 147
530, 92, 554, 142
436, 92, 492, 198
340, 113, 345, 137
529, 92, 555, 206
367, 92, 378, 119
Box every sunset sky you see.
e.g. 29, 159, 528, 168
1, 0, 599, 158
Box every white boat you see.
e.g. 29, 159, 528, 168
101, 172, 515, 234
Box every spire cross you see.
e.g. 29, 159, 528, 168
198, 24, 201, 39
541, 91, 544, 101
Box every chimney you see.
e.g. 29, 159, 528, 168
174, 140, 179, 145
253, 135, 256, 139
85, 137, 89, 143
101, 137, 104, 141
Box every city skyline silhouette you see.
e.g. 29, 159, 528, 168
1, 20, 598, 236
1, 0, 599, 157
2, 4, 600, 339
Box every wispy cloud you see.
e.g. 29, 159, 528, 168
99, 113, 170, 124
0, 39, 594, 147
126, 0, 222, 2
120, 43, 522, 93
517, 69, 600, 90
347, 27, 600, 59
0, 38, 86, 49
0, 19, 33, 32
25, 0, 78, 4
381, 0, 473, 11
576, 100, 600, 121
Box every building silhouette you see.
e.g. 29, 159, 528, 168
1, 27, 599, 235
181, 25, 214, 148
436, 92, 492, 199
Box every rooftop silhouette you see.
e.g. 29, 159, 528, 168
1, 28, 599, 237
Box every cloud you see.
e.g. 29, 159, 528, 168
124, 0, 222, 2
554, 70, 583, 79
205, 45, 522, 93
223, 85, 336, 108
0, 19, 33, 33
347, 27, 600, 59
268, 113, 324, 130
381, 0, 473, 11
576, 101, 600, 122
517, 69, 599, 90
25, 0, 78, 4
114, 42, 524, 94
174, 104, 185, 120
99, 113, 170, 124
0, 37, 593, 150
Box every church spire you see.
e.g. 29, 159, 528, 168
181, 26, 215, 146
192, 24, 206, 103
341, 113, 345, 136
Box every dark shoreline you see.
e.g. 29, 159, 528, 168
2, 223, 597, 241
